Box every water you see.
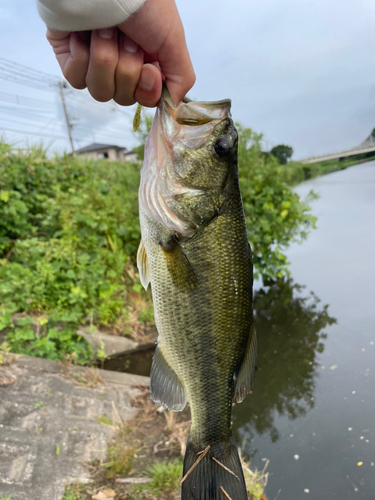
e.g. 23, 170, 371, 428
232, 161, 375, 499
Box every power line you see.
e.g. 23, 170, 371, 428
0, 91, 56, 109
0, 58, 137, 150
0, 56, 59, 82
0, 68, 57, 92
0, 126, 67, 140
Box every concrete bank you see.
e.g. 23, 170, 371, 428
0, 355, 149, 500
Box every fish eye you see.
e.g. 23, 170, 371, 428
213, 136, 232, 158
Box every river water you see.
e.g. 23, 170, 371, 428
232, 161, 375, 499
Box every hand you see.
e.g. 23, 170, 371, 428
46, 0, 195, 107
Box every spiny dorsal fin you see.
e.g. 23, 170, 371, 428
137, 240, 150, 290
233, 324, 258, 404
150, 345, 187, 412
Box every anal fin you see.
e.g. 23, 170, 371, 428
137, 239, 150, 290
234, 324, 258, 403
150, 345, 187, 412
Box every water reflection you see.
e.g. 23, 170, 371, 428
233, 278, 336, 445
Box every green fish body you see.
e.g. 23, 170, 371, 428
137, 88, 257, 500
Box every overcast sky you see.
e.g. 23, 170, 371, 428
1, 0, 375, 158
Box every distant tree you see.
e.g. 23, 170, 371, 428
270, 144, 293, 164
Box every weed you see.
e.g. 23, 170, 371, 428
96, 414, 113, 426
240, 451, 269, 500
0, 342, 16, 366
132, 459, 183, 497
67, 367, 103, 389
103, 442, 137, 479
62, 483, 88, 500
0, 496, 11, 500
34, 401, 44, 408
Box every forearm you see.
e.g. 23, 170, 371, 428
37, 0, 147, 31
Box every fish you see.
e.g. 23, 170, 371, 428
137, 86, 257, 500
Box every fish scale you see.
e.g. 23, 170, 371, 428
138, 87, 257, 500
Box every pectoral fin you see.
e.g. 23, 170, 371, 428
233, 324, 258, 403
137, 240, 150, 290
160, 236, 198, 291
150, 345, 187, 411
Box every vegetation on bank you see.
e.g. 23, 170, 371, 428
0, 142, 146, 363
0, 128, 318, 362
279, 152, 375, 186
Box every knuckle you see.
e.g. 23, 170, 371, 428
72, 81, 87, 90
114, 94, 135, 106
88, 87, 113, 102
64, 70, 87, 90
93, 51, 117, 69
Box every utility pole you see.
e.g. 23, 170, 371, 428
58, 81, 75, 154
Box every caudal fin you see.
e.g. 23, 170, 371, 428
181, 437, 248, 500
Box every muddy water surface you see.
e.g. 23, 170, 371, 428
232, 161, 375, 499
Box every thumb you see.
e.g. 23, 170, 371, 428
157, 23, 196, 104
118, 0, 195, 105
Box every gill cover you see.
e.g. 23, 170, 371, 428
138, 87, 232, 236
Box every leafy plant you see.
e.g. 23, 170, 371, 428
4, 317, 93, 365
0, 143, 151, 361
237, 125, 317, 280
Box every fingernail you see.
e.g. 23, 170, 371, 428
98, 28, 114, 39
139, 69, 156, 92
123, 35, 138, 53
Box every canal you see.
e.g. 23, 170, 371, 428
232, 161, 375, 499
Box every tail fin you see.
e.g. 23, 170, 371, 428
181, 437, 247, 500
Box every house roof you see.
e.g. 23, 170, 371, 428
75, 143, 126, 154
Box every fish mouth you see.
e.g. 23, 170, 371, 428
161, 85, 231, 129
139, 86, 233, 236
157, 85, 232, 151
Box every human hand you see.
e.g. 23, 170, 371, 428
46, 0, 195, 107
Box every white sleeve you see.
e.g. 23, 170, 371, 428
37, 0, 147, 31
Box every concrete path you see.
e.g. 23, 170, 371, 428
0, 356, 149, 500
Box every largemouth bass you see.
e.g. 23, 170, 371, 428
137, 87, 257, 500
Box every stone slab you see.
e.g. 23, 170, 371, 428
77, 327, 139, 358
0, 355, 150, 500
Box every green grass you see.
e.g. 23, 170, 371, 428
62, 483, 88, 500
96, 414, 113, 426
132, 459, 183, 497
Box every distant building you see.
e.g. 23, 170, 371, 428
75, 143, 139, 162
